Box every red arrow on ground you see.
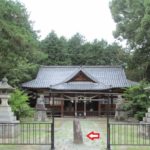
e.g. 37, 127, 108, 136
86, 131, 100, 141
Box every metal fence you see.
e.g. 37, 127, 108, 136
0, 123, 52, 145
109, 123, 150, 146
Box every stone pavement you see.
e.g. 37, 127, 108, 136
40, 118, 107, 150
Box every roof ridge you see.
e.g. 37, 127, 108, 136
40, 65, 80, 68
39, 65, 123, 68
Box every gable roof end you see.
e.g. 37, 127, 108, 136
64, 68, 99, 83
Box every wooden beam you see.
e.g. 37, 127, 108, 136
50, 91, 122, 95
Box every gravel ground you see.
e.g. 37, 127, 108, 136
42, 118, 107, 150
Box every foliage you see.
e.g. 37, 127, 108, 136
123, 82, 150, 120
40, 31, 71, 65
110, 0, 150, 81
9, 89, 34, 119
40, 31, 129, 66
0, 0, 47, 85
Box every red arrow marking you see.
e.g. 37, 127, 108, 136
86, 131, 100, 141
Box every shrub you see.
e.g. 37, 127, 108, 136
123, 82, 150, 121
9, 89, 34, 119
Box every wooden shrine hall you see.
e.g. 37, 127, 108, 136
22, 66, 136, 117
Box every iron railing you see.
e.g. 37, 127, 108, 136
0, 123, 52, 145
110, 123, 150, 146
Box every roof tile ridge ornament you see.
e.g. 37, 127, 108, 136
40, 65, 80, 68
83, 65, 122, 68
40, 65, 123, 69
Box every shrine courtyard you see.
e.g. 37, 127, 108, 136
0, 117, 149, 150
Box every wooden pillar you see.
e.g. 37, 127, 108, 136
84, 101, 86, 118
111, 95, 113, 104
75, 100, 77, 117
98, 101, 101, 116
61, 100, 64, 117
111, 95, 113, 115
50, 97, 53, 108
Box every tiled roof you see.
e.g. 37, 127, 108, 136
22, 66, 137, 90
51, 82, 107, 90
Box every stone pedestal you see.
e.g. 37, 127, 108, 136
35, 94, 47, 121
140, 108, 150, 137
0, 94, 20, 138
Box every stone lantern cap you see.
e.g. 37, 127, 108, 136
0, 77, 14, 91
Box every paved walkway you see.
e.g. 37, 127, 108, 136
40, 118, 107, 150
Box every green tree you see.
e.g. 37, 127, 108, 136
110, 0, 150, 81
40, 31, 71, 65
83, 40, 128, 65
10, 89, 34, 119
41, 31, 129, 66
67, 33, 86, 65
0, 0, 46, 85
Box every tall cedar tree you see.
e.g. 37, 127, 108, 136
110, 0, 150, 81
0, 0, 46, 85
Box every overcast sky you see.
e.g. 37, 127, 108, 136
19, 0, 116, 43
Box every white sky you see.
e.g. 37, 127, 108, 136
19, 0, 116, 43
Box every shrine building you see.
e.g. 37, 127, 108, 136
22, 66, 136, 117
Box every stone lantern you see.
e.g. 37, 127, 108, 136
34, 94, 47, 121
0, 77, 20, 138
115, 95, 127, 121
